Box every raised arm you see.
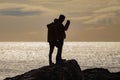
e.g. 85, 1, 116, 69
64, 20, 70, 31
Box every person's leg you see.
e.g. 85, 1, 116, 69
54, 40, 59, 48
56, 39, 64, 63
49, 42, 54, 65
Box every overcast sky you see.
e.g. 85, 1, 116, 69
0, 0, 120, 41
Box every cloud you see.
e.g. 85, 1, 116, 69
30, 0, 72, 2
70, 16, 91, 20
83, 5, 120, 25
0, 8, 41, 16
94, 6, 120, 13
0, 3, 58, 16
84, 13, 116, 24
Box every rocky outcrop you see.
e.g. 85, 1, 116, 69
4, 59, 120, 80
4, 59, 82, 80
82, 68, 120, 80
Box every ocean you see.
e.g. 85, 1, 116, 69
0, 42, 120, 80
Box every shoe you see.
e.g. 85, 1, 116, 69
49, 62, 54, 65
61, 59, 66, 62
56, 59, 66, 64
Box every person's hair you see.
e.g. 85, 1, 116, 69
54, 18, 58, 23
59, 14, 65, 20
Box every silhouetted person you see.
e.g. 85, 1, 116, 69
47, 18, 59, 65
55, 15, 70, 63
47, 14, 70, 65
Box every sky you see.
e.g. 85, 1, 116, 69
0, 0, 120, 41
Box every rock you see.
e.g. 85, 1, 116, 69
82, 68, 120, 80
4, 59, 120, 80
111, 72, 120, 80
4, 59, 82, 80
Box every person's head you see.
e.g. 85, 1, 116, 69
54, 18, 58, 23
58, 14, 65, 23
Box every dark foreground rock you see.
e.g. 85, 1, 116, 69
4, 59, 120, 80
4, 59, 82, 80
82, 68, 120, 80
